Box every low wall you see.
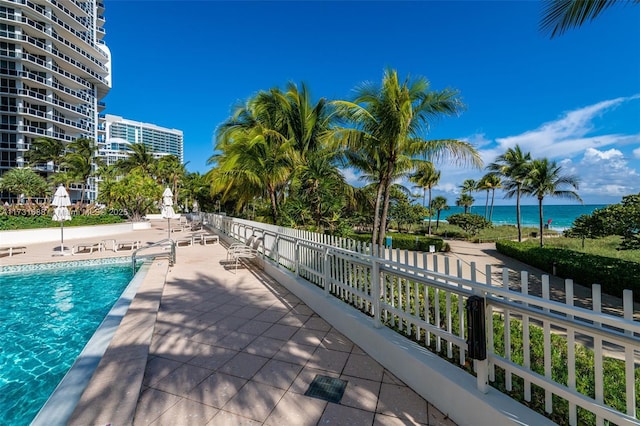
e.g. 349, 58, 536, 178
1, 223, 137, 246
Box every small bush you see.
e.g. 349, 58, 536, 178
496, 240, 640, 302
349, 232, 445, 252
0, 213, 124, 230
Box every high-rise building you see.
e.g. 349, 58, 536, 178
98, 114, 184, 167
0, 0, 111, 201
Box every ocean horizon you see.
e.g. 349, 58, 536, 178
434, 204, 608, 231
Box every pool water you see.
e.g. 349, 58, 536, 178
0, 263, 134, 425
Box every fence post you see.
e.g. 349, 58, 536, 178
372, 259, 381, 328
324, 247, 331, 297
294, 241, 300, 276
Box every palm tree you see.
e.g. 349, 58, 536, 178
460, 178, 477, 195
431, 195, 449, 231
64, 138, 100, 204
410, 161, 440, 235
477, 173, 502, 221
330, 68, 482, 246
540, 0, 639, 38
116, 142, 156, 175
0, 167, 49, 203
522, 158, 582, 247
488, 145, 532, 242
25, 137, 65, 172
456, 193, 474, 214
210, 89, 296, 222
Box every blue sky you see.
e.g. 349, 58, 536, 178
102, 1, 640, 206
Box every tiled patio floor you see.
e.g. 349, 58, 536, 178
131, 242, 455, 425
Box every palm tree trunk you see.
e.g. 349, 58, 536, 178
489, 189, 496, 222
427, 187, 433, 235
436, 210, 441, 231
516, 185, 522, 242
378, 178, 393, 247
371, 181, 385, 246
538, 196, 544, 247
484, 190, 489, 219
268, 188, 278, 223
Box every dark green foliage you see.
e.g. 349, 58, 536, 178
0, 213, 123, 230
446, 213, 490, 235
349, 232, 445, 252
496, 240, 640, 302
565, 193, 640, 250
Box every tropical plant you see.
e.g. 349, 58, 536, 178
477, 173, 502, 221
540, 0, 640, 38
97, 169, 162, 221
329, 68, 482, 246
431, 195, 449, 231
522, 158, 581, 247
455, 193, 475, 214
115, 142, 157, 175
24, 137, 65, 172
210, 89, 296, 222
487, 145, 532, 242
63, 138, 100, 203
459, 178, 477, 195
410, 161, 440, 235
0, 167, 49, 203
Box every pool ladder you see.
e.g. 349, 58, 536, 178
131, 238, 176, 273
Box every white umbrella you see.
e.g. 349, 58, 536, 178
51, 185, 71, 253
161, 187, 178, 238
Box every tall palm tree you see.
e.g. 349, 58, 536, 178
431, 195, 449, 231
409, 161, 440, 235
540, 0, 639, 38
330, 68, 482, 246
25, 137, 65, 172
64, 137, 100, 204
488, 145, 532, 242
522, 158, 582, 246
477, 173, 502, 221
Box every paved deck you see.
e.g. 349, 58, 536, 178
1, 221, 455, 425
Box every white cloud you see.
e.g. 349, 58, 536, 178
493, 96, 640, 160
634, 146, 640, 159
576, 148, 640, 197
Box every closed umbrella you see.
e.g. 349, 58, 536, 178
161, 187, 178, 239
52, 185, 71, 254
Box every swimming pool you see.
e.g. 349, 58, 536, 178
0, 260, 137, 425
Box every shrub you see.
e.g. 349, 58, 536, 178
349, 232, 445, 252
0, 213, 123, 230
446, 213, 490, 235
496, 240, 640, 302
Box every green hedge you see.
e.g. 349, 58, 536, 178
496, 240, 640, 302
0, 214, 124, 230
349, 232, 446, 252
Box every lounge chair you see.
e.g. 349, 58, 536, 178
0, 246, 27, 257
227, 237, 263, 273
72, 242, 103, 255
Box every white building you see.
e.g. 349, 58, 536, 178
0, 0, 111, 202
97, 114, 184, 166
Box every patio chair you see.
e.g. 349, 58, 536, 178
227, 237, 263, 273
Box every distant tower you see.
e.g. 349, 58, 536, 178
0, 0, 111, 201
98, 114, 184, 166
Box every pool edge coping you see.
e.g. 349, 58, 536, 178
31, 258, 167, 426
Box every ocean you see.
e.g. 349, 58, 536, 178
436, 204, 608, 231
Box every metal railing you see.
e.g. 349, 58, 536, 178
203, 212, 639, 425
131, 239, 175, 273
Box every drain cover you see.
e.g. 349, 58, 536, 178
304, 375, 347, 403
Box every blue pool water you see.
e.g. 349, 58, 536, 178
0, 262, 134, 425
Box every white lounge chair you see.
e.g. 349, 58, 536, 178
227, 236, 263, 272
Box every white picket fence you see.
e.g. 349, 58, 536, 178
203, 213, 640, 425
